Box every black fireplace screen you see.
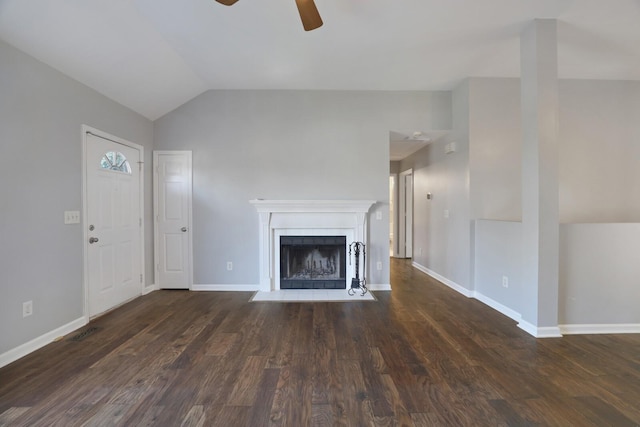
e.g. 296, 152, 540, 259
280, 236, 346, 289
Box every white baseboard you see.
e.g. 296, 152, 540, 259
191, 284, 261, 292
142, 283, 158, 295
473, 291, 522, 323
368, 284, 391, 291
517, 321, 563, 338
0, 317, 87, 369
559, 323, 640, 335
410, 263, 566, 339
412, 262, 473, 298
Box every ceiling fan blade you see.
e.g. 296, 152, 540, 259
215, 0, 239, 6
295, 0, 323, 31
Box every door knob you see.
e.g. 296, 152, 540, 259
89, 237, 99, 244
181, 227, 188, 232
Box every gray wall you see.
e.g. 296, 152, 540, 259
474, 220, 523, 317
470, 77, 640, 330
559, 223, 640, 325
153, 90, 452, 286
400, 82, 471, 289
405, 77, 640, 330
389, 161, 401, 175
0, 40, 153, 356
475, 220, 640, 327
468, 78, 522, 221
467, 77, 640, 223
560, 80, 640, 222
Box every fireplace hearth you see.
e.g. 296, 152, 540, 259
280, 236, 346, 289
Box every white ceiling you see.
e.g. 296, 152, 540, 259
1, 0, 639, 122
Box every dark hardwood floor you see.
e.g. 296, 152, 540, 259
1, 258, 639, 426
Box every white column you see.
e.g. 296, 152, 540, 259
519, 19, 562, 337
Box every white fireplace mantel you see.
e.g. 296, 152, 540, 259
250, 199, 376, 291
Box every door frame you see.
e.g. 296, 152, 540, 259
153, 150, 193, 290
389, 173, 399, 257
398, 168, 413, 258
81, 125, 145, 321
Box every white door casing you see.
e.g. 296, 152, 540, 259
405, 171, 413, 258
398, 169, 413, 258
153, 151, 192, 289
389, 173, 398, 257
83, 128, 144, 318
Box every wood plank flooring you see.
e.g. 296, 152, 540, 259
1, 258, 639, 426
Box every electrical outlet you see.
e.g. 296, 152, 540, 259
376, 261, 382, 271
226, 261, 233, 271
502, 276, 509, 288
444, 209, 450, 219
418, 248, 423, 255
23, 301, 33, 317
376, 211, 382, 220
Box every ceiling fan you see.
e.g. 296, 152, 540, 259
214, 0, 323, 31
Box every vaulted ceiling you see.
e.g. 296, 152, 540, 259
1, 0, 639, 121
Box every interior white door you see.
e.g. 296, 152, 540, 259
86, 133, 142, 317
154, 151, 192, 289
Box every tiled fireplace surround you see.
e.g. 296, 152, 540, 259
250, 200, 376, 292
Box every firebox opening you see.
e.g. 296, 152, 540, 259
280, 236, 347, 289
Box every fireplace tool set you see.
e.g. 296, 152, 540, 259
348, 241, 367, 296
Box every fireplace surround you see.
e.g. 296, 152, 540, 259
250, 200, 375, 291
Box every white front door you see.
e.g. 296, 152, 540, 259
154, 151, 192, 289
86, 132, 143, 317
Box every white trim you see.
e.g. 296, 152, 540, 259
389, 173, 399, 258
0, 317, 86, 369
82, 125, 145, 321
191, 284, 261, 292
472, 291, 522, 323
517, 320, 538, 337
398, 169, 413, 258
517, 321, 563, 338
250, 200, 376, 291
143, 284, 159, 295
250, 199, 376, 213
412, 261, 473, 298
559, 324, 640, 335
411, 262, 566, 338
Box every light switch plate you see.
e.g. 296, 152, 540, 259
64, 211, 80, 224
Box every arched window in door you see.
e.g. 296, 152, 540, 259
100, 151, 132, 174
